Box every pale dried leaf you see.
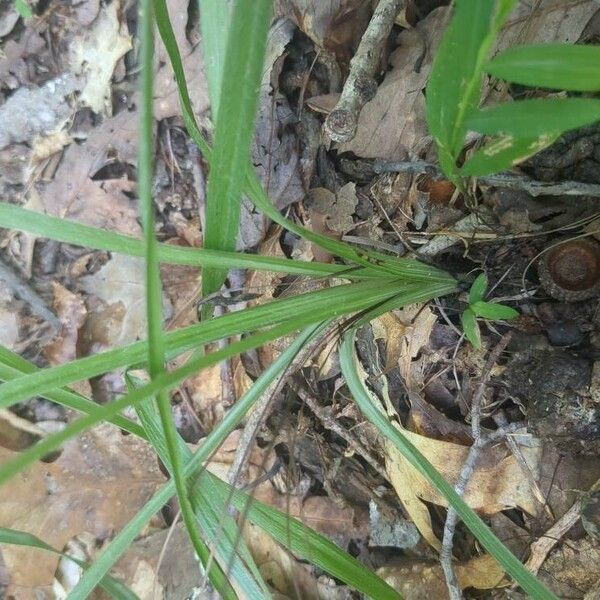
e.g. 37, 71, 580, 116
42, 282, 87, 366
0, 307, 18, 349
378, 554, 506, 598
339, 8, 448, 160
385, 425, 544, 549
0, 424, 164, 596
394, 304, 436, 385
68, 0, 132, 115
0, 74, 78, 149
81, 254, 172, 346
40, 108, 140, 235
371, 312, 407, 374
153, 0, 210, 121
275, 0, 369, 53
243, 522, 352, 600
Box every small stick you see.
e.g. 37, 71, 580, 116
374, 159, 600, 197
324, 0, 405, 143
290, 379, 387, 479
440, 332, 513, 600
525, 498, 583, 576
228, 320, 342, 487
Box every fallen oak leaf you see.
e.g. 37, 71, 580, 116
0, 423, 164, 597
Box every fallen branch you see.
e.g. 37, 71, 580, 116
324, 0, 405, 143
374, 159, 600, 197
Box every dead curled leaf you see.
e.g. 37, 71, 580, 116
0, 424, 164, 597
67, 0, 132, 115
378, 554, 506, 599
385, 424, 544, 550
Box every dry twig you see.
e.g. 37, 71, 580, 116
440, 333, 515, 600
375, 159, 600, 197
290, 379, 387, 479
324, 0, 405, 143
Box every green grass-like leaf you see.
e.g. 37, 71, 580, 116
466, 98, 600, 137
426, 0, 516, 179
13, 0, 32, 18
340, 331, 558, 600
461, 308, 481, 348
459, 133, 559, 176
486, 43, 600, 92
468, 273, 488, 304
470, 301, 519, 320
202, 0, 274, 298
0, 279, 413, 410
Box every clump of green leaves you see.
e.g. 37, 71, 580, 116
461, 273, 519, 348
427, 0, 600, 182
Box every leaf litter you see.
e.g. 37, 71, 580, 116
2, 0, 600, 598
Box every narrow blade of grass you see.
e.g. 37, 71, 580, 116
466, 98, 600, 137
0, 279, 410, 409
0, 202, 381, 279
202, 0, 274, 298
68, 323, 402, 600
486, 43, 600, 92
69, 324, 322, 599
339, 330, 557, 600
139, 0, 242, 594
151, 0, 454, 285
426, 0, 516, 179
459, 134, 559, 177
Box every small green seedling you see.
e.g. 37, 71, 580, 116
426, 0, 600, 183
461, 273, 519, 348
13, 0, 32, 18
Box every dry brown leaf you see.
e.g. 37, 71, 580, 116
0, 409, 45, 452
243, 522, 352, 600
185, 362, 229, 433
205, 430, 358, 540
42, 282, 87, 366
385, 424, 544, 549
68, 0, 132, 115
395, 304, 436, 385
371, 312, 407, 373
497, 0, 600, 52
81, 254, 172, 346
0, 74, 79, 150
339, 8, 448, 160
378, 554, 506, 598
40, 108, 140, 235
0, 424, 164, 597
113, 522, 202, 600
275, 0, 370, 60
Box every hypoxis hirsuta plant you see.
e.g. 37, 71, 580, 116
426, 0, 600, 183
0, 1, 560, 599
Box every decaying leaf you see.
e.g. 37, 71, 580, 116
40, 108, 140, 235
42, 282, 87, 366
153, 0, 210, 121
385, 424, 544, 549
340, 8, 448, 160
67, 0, 132, 115
0, 424, 164, 596
275, 0, 370, 59
80, 254, 172, 347
378, 554, 506, 598
243, 522, 352, 600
